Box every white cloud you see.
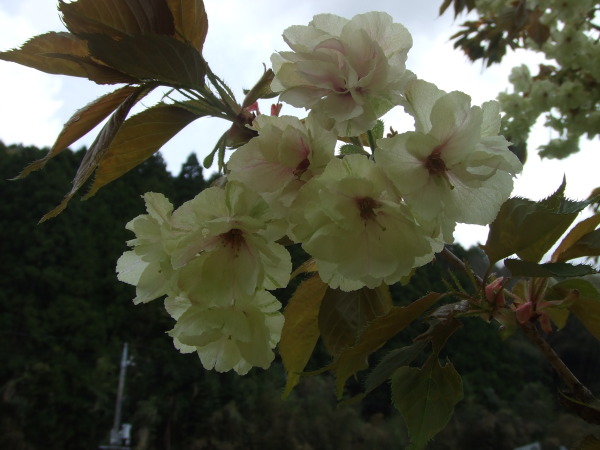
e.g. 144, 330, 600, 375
0, 5, 64, 148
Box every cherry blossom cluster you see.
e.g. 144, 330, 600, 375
117, 12, 522, 374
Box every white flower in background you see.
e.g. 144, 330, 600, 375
271, 12, 414, 136
290, 154, 441, 290
116, 193, 179, 304
227, 115, 336, 215
376, 79, 522, 238
170, 182, 292, 303
168, 290, 284, 375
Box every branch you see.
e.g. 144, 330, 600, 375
519, 322, 596, 403
440, 247, 483, 285
439, 246, 597, 405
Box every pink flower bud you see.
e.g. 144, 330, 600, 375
246, 101, 260, 113
270, 103, 282, 116
485, 278, 505, 307
515, 302, 534, 324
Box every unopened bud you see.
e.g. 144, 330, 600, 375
485, 278, 505, 307
515, 302, 534, 324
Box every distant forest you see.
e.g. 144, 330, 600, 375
1, 142, 599, 449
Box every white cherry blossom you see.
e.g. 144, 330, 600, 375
376, 79, 522, 236
168, 291, 284, 375
271, 12, 414, 136
227, 115, 335, 215
116, 192, 179, 304
289, 154, 441, 290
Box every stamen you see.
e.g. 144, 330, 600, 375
221, 228, 245, 255
356, 197, 386, 230
425, 151, 447, 175
293, 158, 310, 178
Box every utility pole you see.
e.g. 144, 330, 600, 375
99, 342, 132, 450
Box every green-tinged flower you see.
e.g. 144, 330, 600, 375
271, 12, 414, 136
377, 79, 522, 236
290, 154, 441, 290
164, 295, 196, 354
168, 291, 284, 375
116, 193, 179, 304
170, 182, 292, 302
227, 115, 336, 215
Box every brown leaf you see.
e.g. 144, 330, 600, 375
15, 86, 140, 180
0, 32, 90, 78
59, 0, 174, 38
290, 258, 318, 279
44, 53, 138, 84
87, 34, 207, 89
280, 275, 329, 397
559, 392, 600, 425
319, 285, 392, 356
0, 32, 135, 84
553, 214, 600, 262
40, 84, 155, 222
84, 103, 201, 197
327, 292, 443, 398
526, 9, 551, 47
166, 0, 208, 53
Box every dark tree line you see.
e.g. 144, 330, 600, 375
0, 142, 598, 449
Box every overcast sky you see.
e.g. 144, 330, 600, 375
0, 0, 597, 247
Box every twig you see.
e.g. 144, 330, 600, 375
440, 247, 483, 285
519, 322, 596, 403
438, 246, 596, 405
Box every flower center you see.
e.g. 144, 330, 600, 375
425, 151, 447, 175
293, 157, 310, 178
357, 196, 380, 222
221, 228, 245, 255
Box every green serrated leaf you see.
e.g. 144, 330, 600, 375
392, 355, 463, 450
339, 144, 368, 156
484, 180, 595, 263
504, 259, 597, 278
279, 274, 329, 398
365, 340, 428, 394
325, 292, 443, 398
372, 120, 385, 141
319, 285, 392, 356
